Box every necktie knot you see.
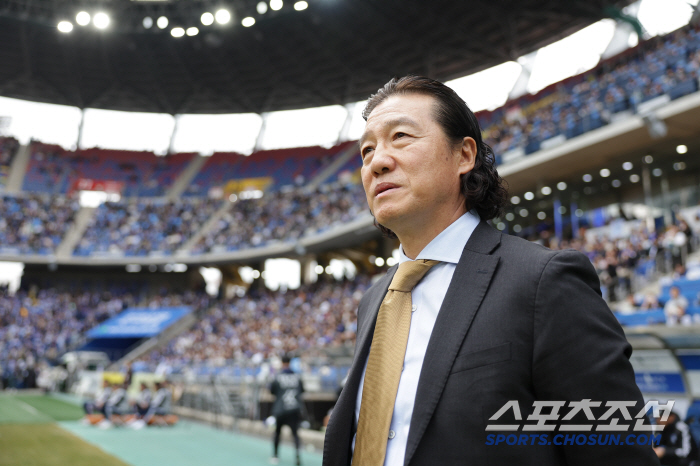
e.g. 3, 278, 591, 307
388, 259, 439, 292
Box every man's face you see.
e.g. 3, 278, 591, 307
359, 93, 474, 236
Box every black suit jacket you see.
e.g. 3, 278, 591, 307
323, 220, 659, 466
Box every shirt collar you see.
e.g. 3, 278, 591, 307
398, 209, 481, 265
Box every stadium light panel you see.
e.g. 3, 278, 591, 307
270, 0, 283, 11
257, 2, 268, 14
612, 179, 621, 187
622, 162, 633, 170
505, 213, 515, 221
93, 13, 110, 29
599, 168, 610, 177
374, 257, 384, 267
216, 9, 231, 24
242, 17, 255, 27
652, 168, 662, 177
583, 174, 592, 182
157, 16, 168, 29
76, 11, 91, 26
315, 265, 323, 274
510, 195, 520, 205
143, 17, 153, 29
630, 174, 640, 183
644, 155, 653, 164
519, 209, 528, 217
676, 144, 688, 154
187, 27, 199, 36
201, 12, 214, 25
557, 181, 567, 191
57, 21, 73, 33
558, 206, 567, 214
171, 27, 185, 37
524, 191, 534, 200
537, 211, 546, 220
541, 186, 551, 195
294, 1, 308, 11
513, 225, 522, 233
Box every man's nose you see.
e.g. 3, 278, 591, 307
369, 144, 394, 175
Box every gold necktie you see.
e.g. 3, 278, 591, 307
353, 259, 439, 466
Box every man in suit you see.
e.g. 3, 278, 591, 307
322, 76, 659, 465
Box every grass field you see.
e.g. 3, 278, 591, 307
0, 393, 322, 466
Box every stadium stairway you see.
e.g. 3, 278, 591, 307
166, 154, 208, 200
305, 143, 359, 191
175, 200, 235, 255
4, 142, 30, 193
55, 206, 98, 259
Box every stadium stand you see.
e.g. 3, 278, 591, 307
74, 197, 223, 257
22, 142, 195, 197
0, 193, 79, 255
0, 136, 19, 187
183, 142, 356, 196
0, 286, 210, 389
192, 183, 367, 255
138, 276, 370, 372
481, 23, 700, 161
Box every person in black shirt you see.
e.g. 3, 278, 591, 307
655, 411, 700, 466
269, 354, 304, 465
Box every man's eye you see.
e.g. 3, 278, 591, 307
395, 132, 406, 139
361, 147, 373, 158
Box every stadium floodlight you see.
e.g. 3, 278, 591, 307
242, 16, 255, 27
257, 1, 268, 14
93, 13, 110, 29
537, 212, 546, 220
374, 257, 385, 267
76, 11, 91, 26
157, 16, 168, 29
622, 162, 633, 171
510, 195, 520, 205
505, 213, 515, 221
575, 209, 584, 217
513, 225, 522, 233
541, 186, 551, 195
270, 0, 283, 11
187, 27, 199, 36
612, 179, 621, 188
599, 168, 610, 177
57, 21, 73, 33
583, 174, 592, 182
143, 17, 153, 29
644, 155, 653, 164
630, 174, 640, 183
652, 168, 662, 177
524, 191, 534, 200
294, 1, 308, 10
558, 206, 567, 214
171, 27, 185, 37
215, 9, 231, 24
519, 208, 528, 217
676, 144, 688, 154
557, 181, 567, 191
674, 162, 687, 171
201, 12, 214, 25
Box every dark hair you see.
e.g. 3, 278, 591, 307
281, 354, 291, 364
362, 75, 509, 237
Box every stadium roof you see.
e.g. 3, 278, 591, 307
0, 0, 634, 114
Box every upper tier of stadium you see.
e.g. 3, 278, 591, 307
0, 0, 635, 113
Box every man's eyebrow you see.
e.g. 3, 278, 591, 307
359, 117, 419, 148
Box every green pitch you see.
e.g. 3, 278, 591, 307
0, 393, 323, 466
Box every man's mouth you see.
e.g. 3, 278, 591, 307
375, 183, 399, 197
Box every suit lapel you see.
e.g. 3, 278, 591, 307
403, 220, 501, 465
323, 267, 396, 466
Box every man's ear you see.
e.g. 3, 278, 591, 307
457, 137, 477, 176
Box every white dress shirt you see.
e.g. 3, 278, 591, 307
352, 209, 481, 466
